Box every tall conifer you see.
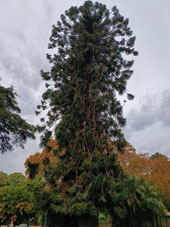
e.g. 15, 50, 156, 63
38, 1, 138, 226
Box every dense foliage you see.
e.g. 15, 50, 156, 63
0, 171, 8, 187
0, 172, 46, 226
0, 172, 30, 225
25, 139, 59, 179
25, 141, 167, 226
111, 176, 165, 227
118, 149, 170, 210
37, 0, 138, 149
0, 84, 35, 153
33, 1, 168, 226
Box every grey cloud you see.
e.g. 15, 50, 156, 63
138, 136, 170, 158
125, 122, 170, 157
157, 89, 170, 127
0, 136, 40, 174
126, 89, 170, 135
0, 0, 53, 119
126, 95, 157, 132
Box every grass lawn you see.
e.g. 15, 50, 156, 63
98, 213, 109, 224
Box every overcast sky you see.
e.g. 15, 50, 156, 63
0, 0, 170, 174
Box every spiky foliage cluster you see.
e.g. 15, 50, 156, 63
35, 1, 166, 226
0, 85, 35, 153
38, 1, 138, 149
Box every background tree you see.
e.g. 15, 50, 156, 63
118, 146, 151, 176
25, 139, 59, 179
27, 176, 48, 226
0, 172, 33, 226
0, 171, 8, 187
8, 172, 27, 185
111, 175, 165, 227
0, 172, 47, 226
151, 152, 168, 160
0, 84, 35, 153
118, 148, 170, 210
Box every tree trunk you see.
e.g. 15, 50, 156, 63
78, 215, 98, 227
42, 211, 46, 227
9, 220, 14, 227
46, 214, 78, 227
46, 214, 98, 227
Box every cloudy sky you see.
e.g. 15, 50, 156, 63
0, 0, 170, 174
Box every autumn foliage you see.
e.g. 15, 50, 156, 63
118, 147, 170, 205
25, 139, 65, 179
26, 140, 170, 208
26, 139, 170, 208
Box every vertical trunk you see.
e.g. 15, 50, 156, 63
46, 214, 78, 227
42, 211, 46, 227
166, 218, 168, 227
9, 220, 14, 227
46, 214, 98, 227
78, 215, 98, 227
108, 216, 112, 227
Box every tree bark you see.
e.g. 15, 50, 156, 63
46, 215, 77, 227
78, 215, 98, 227
46, 214, 98, 227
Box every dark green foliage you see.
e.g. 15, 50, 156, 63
27, 162, 39, 179
0, 85, 35, 153
38, 0, 138, 150
0, 171, 8, 187
151, 152, 168, 160
27, 176, 48, 224
110, 176, 165, 227
7, 172, 26, 185
0, 174, 47, 226
0, 172, 32, 225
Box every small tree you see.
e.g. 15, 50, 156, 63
0, 179, 33, 225
0, 84, 35, 153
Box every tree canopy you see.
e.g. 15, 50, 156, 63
0, 172, 29, 225
37, 0, 138, 150
0, 84, 35, 153
0, 171, 8, 187
0, 172, 46, 226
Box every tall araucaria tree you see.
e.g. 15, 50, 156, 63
37, 1, 138, 226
